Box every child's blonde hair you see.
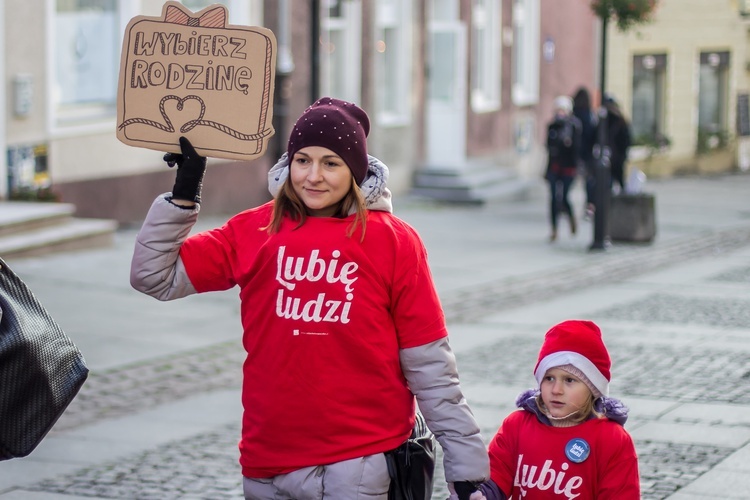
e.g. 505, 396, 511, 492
535, 388, 603, 425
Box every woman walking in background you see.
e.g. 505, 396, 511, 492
545, 96, 582, 242
572, 88, 598, 219
601, 94, 632, 193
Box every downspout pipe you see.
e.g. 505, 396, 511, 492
311, 0, 320, 103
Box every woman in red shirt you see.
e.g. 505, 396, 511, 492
130, 97, 489, 499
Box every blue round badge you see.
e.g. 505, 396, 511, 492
565, 438, 590, 463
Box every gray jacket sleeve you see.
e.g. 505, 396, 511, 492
130, 194, 199, 301
399, 337, 490, 483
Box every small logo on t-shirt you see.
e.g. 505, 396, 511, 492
293, 329, 329, 336
565, 438, 590, 463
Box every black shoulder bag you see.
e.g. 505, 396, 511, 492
385, 412, 437, 500
0, 257, 89, 460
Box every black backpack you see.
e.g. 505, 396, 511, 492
548, 118, 576, 158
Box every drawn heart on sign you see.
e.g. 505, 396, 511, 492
159, 95, 206, 133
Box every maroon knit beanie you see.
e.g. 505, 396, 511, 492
287, 97, 370, 185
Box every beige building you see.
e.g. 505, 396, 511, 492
605, 0, 750, 177
3, 1, 270, 223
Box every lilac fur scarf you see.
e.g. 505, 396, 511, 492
515, 388, 630, 426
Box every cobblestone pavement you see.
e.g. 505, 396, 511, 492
50, 230, 750, 436
460, 337, 750, 406
50, 343, 244, 435
30, 423, 244, 500
597, 292, 750, 330
49, 340, 739, 500
13, 228, 750, 500
8, 175, 750, 499
14, 233, 749, 499
441, 224, 750, 323
23, 420, 737, 500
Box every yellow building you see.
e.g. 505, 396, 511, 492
605, 0, 750, 177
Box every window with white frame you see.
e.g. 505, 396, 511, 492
375, 0, 412, 124
631, 54, 667, 144
511, 0, 539, 106
182, 0, 224, 10
320, 0, 362, 104
471, 0, 500, 111
431, 0, 458, 22
53, 0, 122, 127
51, 0, 253, 131
182, 0, 254, 25
698, 51, 730, 151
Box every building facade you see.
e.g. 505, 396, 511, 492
1, 0, 599, 222
605, 0, 750, 178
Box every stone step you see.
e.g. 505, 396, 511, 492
0, 201, 118, 259
0, 201, 76, 236
411, 164, 533, 203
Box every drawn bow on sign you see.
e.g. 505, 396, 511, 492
164, 4, 227, 28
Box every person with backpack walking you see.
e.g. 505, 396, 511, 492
545, 96, 582, 242
129, 97, 489, 499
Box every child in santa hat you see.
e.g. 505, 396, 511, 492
471, 320, 640, 500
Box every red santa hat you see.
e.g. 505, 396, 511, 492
534, 320, 611, 397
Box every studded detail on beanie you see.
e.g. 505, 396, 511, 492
287, 97, 370, 185
533, 320, 612, 397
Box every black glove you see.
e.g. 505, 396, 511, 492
454, 481, 479, 500
164, 136, 206, 203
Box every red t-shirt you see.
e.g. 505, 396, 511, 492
488, 410, 640, 499
179, 202, 448, 477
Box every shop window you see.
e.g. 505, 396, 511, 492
53, 0, 122, 127
181, 0, 252, 24
51, 0, 251, 131
698, 51, 730, 152
631, 54, 667, 146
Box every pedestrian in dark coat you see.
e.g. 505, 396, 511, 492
545, 96, 582, 242
600, 94, 632, 192
572, 88, 598, 219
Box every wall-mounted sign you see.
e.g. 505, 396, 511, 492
543, 37, 555, 63
116, 2, 277, 161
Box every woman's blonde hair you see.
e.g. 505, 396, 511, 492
265, 175, 368, 239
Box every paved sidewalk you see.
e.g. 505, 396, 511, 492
1, 173, 749, 499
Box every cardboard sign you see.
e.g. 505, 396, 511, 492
116, 2, 276, 161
